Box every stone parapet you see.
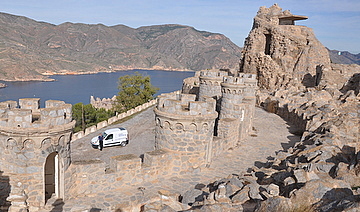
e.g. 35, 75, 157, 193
200, 69, 229, 78
65, 148, 205, 199
156, 93, 216, 117
19, 98, 40, 110
0, 99, 73, 128
222, 75, 257, 91
182, 75, 200, 95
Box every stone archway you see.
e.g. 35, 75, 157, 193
44, 152, 59, 203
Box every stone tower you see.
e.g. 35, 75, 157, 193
218, 74, 257, 143
198, 69, 229, 100
0, 98, 75, 211
154, 93, 218, 167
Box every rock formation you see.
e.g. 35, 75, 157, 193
239, 4, 359, 92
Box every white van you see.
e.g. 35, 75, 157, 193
91, 127, 129, 149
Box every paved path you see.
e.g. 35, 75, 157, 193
70, 107, 156, 165
49, 107, 301, 211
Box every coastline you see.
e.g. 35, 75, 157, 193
1, 67, 195, 83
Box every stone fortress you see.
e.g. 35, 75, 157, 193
63, 70, 258, 210
0, 69, 257, 211
0, 3, 359, 212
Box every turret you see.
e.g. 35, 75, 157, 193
218, 74, 257, 142
154, 93, 217, 167
0, 98, 75, 211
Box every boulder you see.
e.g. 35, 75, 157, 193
231, 185, 250, 204
290, 178, 352, 207
192, 203, 244, 212
181, 189, 204, 206
214, 183, 230, 203
255, 196, 293, 212
293, 169, 307, 183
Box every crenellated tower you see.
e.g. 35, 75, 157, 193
218, 74, 257, 143
198, 69, 229, 100
155, 71, 257, 168
0, 98, 75, 211
154, 93, 218, 167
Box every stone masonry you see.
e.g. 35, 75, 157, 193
154, 93, 218, 166
0, 99, 75, 211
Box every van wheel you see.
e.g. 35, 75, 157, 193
120, 141, 127, 147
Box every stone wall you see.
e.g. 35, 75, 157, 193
0, 98, 72, 128
181, 71, 200, 95
72, 99, 158, 140
64, 149, 201, 199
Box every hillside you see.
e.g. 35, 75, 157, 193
0, 12, 242, 81
328, 48, 360, 65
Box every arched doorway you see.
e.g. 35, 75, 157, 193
44, 152, 59, 203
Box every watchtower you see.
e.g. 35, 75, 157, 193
0, 98, 75, 211
154, 93, 218, 167
199, 69, 229, 100
218, 74, 257, 142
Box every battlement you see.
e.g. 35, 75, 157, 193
0, 98, 73, 129
223, 74, 257, 86
200, 69, 229, 78
156, 93, 216, 117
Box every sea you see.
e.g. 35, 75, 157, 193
0, 70, 195, 106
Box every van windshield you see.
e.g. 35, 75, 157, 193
102, 132, 108, 138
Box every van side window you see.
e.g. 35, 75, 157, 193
105, 134, 113, 140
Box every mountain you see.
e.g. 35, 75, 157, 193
328, 49, 360, 65
0, 12, 242, 81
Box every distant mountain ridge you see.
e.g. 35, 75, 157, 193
0, 12, 357, 82
327, 49, 360, 65
0, 12, 242, 81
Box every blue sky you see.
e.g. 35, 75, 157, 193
1, 0, 359, 53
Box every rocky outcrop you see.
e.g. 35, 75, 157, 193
239, 4, 359, 92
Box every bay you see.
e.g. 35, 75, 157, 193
0, 70, 195, 106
